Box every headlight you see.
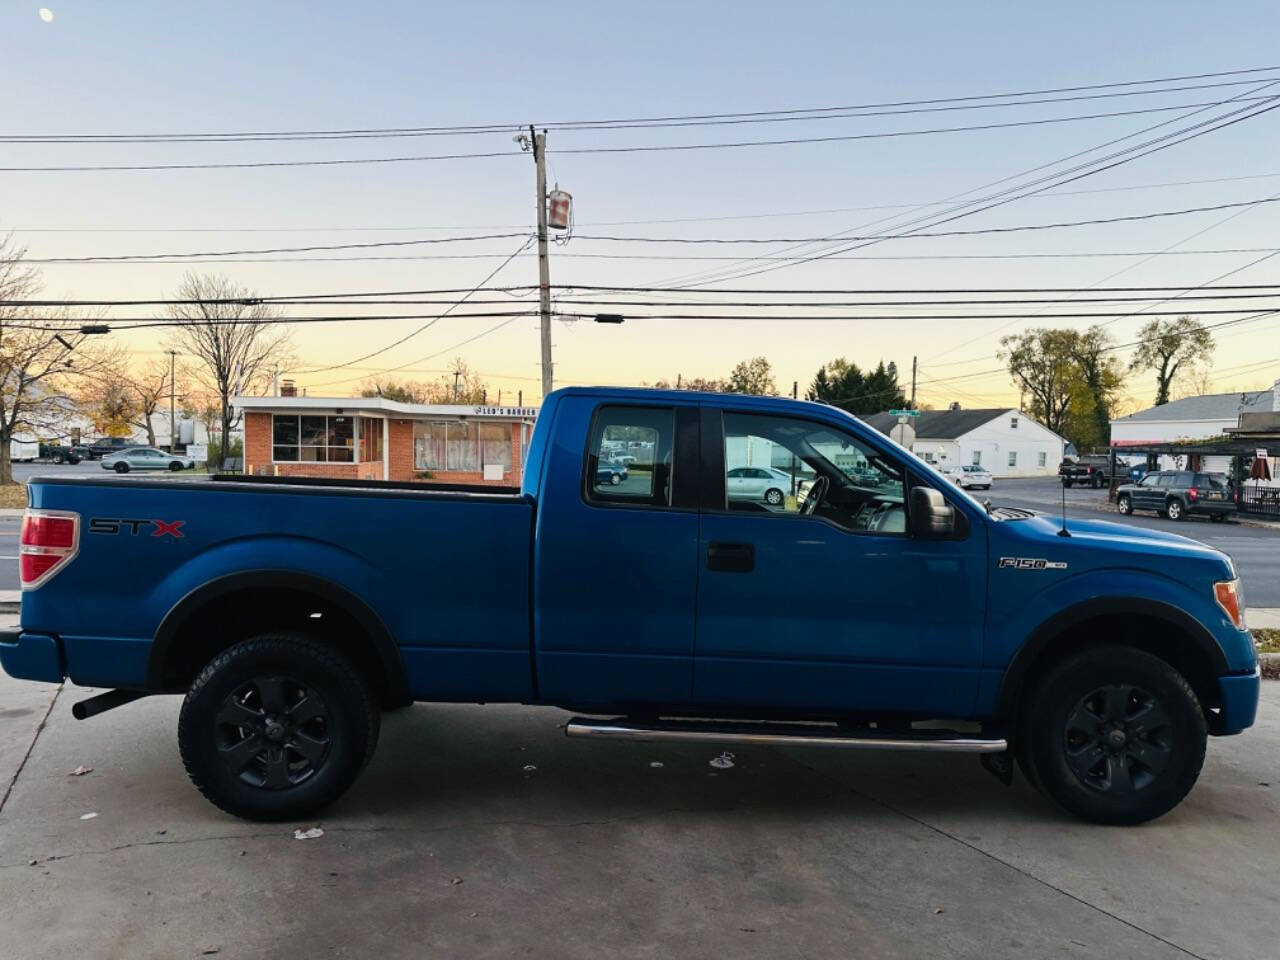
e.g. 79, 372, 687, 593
1214, 578, 1245, 629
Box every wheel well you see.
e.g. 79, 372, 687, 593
1003, 612, 1222, 724
151, 584, 407, 707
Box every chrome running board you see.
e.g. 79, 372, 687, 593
564, 716, 1006, 754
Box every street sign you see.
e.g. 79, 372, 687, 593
1258, 448, 1269, 459
888, 409, 920, 417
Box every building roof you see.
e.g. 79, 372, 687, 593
861, 408, 1017, 439
1110, 389, 1272, 425
234, 395, 539, 419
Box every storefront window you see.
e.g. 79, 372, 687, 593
479, 423, 511, 470
447, 421, 480, 471
327, 416, 354, 462
272, 414, 360, 463
272, 415, 299, 461
414, 421, 447, 470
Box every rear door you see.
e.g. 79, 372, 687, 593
533, 396, 701, 705
692, 404, 986, 717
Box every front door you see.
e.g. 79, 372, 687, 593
693, 406, 987, 717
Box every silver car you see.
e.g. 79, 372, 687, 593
101, 447, 197, 474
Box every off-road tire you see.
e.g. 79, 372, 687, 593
1022, 646, 1206, 825
178, 634, 379, 821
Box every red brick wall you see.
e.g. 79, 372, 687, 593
244, 412, 271, 475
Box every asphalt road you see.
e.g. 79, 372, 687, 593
1, 663, 1277, 959
986, 476, 1280, 607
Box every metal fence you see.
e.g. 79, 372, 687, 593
1239, 486, 1280, 518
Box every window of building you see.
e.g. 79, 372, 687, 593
586, 406, 673, 506
414, 422, 447, 470
272, 414, 359, 462
972, 451, 982, 466
1011, 416, 1019, 429
358, 417, 383, 463
479, 422, 512, 470
1038, 451, 1047, 468
1008, 451, 1018, 467
721, 412, 905, 534
920, 451, 936, 463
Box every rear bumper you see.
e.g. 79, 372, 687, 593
0, 629, 65, 684
1188, 501, 1235, 515
1214, 668, 1260, 735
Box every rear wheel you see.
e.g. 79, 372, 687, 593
1062, 479, 1073, 488
1166, 498, 1184, 521
1116, 494, 1132, 515
178, 634, 379, 821
1091, 474, 1103, 489
1210, 513, 1226, 523
113, 461, 129, 473
1022, 646, 1205, 824
52, 453, 64, 464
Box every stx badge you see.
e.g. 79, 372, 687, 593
89, 518, 186, 539
998, 557, 1067, 570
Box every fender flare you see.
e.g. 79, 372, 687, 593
146, 569, 409, 703
994, 596, 1228, 719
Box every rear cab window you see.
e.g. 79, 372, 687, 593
584, 406, 675, 507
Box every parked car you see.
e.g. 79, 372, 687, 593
100, 447, 197, 473
1059, 454, 1132, 488
595, 460, 628, 486
943, 464, 993, 490
38, 443, 81, 465
726, 465, 795, 506
1115, 471, 1236, 522
2, 387, 1257, 826
87, 437, 133, 460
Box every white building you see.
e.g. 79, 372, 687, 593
862, 408, 1066, 478
1109, 383, 1275, 473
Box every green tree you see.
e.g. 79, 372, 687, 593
1067, 326, 1126, 449
807, 358, 904, 414
359, 379, 421, 403
651, 375, 726, 392
999, 329, 1078, 438
725, 356, 776, 396
1129, 316, 1215, 406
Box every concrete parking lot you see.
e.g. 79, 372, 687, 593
1, 660, 1278, 960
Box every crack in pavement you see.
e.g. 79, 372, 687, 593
0, 684, 62, 815
771, 749, 1209, 960
0, 802, 767, 869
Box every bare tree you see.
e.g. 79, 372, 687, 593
163, 273, 292, 463
0, 236, 117, 484
128, 358, 174, 448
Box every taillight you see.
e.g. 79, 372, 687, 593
20, 510, 80, 589
1188, 487, 1198, 500
1214, 579, 1244, 629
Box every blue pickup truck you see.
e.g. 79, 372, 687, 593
1, 388, 1259, 824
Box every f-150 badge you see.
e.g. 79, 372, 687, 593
998, 557, 1067, 570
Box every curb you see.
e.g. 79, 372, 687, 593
1260, 652, 1280, 681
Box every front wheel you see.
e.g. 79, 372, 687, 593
1022, 646, 1206, 825
169, 460, 183, 472
1116, 495, 1132, 515
1166, 498, 1184, 521
178, 634, 379, 821
113, 461, 129, 473
764, 487, 784, 506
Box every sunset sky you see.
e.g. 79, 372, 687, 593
6, 1, 1280, 411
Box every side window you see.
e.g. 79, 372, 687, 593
1008, 451, 1018, 467
1156, 474, 1173, 488
1140, 474, 1160, 487
1038, 451, 1047, 468
1010, 416, 1019, 429
972, 451, 982, 466
722, 412, 906, 534
585, 406, 674, 507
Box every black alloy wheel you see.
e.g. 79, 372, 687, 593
114, 461, 129, 473
179, 634, 379, 821
1022, 645, 1205, 824
1062, 684, 1172, 795
169, 460, 183, 471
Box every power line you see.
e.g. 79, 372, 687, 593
15, 195, 1280, 264
9, 65, 1279, 142
6, 99, 1279, 173
655, 81, 1280, 288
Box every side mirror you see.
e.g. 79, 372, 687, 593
910, 486, 955, 539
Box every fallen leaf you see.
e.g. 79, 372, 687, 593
649, 761, 664, 769
68, 765, 92, 777
293, 827, 324, 840
934, 908, 945, 915
709, 752, 735, 770
451, 877, 464, 885
522, 764, 537, 773
79, 812, 98, 821
202, 948, 221, 956
27, 859, 37, 866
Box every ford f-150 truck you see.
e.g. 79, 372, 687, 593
1, 388, 1259, 825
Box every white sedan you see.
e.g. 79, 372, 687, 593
944, 464, 993, 490
727, 466, 797, 506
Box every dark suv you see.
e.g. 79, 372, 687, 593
1115, 470, 1235, 522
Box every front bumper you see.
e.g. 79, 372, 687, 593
0, 629, 65, 684
1214, 668, 1260, 734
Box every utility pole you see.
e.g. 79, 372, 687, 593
532, 126, 553, 398
167, 349, 178, 453
453, 370, 462, 402
676, 373, 682, 389
792, 381, 798, 400
910, 355, 917, 409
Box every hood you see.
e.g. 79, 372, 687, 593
1009, 513, 1233, 578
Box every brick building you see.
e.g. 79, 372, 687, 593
235, 395, 538, 487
